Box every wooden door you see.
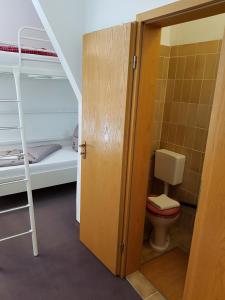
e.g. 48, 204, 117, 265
80, 23, 136, 275
183, 32, 225, 299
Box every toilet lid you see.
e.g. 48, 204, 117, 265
146, 202, 181, 216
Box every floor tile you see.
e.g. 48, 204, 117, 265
127, 271, 157, 299
140, 248, 188, 300
145, 292, 167, 300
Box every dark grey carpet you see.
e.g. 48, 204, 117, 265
0, 184, 140, 300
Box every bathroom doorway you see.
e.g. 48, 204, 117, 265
125, 4, 225, 300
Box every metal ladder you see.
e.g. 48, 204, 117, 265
0, 69, 38, 256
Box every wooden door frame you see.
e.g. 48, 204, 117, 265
122, 0, 225, 289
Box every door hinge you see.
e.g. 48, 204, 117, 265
132, 55, 137, 70
120, 242, 125, 254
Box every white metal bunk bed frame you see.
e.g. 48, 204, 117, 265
0, 27, 63, 256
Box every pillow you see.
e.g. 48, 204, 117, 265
72, 125, 79, 152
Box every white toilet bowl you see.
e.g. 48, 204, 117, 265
147, 202, 181, 252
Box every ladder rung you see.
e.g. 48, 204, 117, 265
0, 126, 22, 130
0, 204, 30, 215
0, 230, 32, 243
0, 100, 20, 103
0, 178, 27, 186
20, 36, 50, 43
22, 56, 59, 64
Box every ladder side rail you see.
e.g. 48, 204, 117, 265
13, 69, 38, 257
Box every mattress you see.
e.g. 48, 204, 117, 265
0, 48, 65, 77
0, 146, 78, 181
0, 45, 57, 57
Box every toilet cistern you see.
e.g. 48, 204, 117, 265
154, 149, 186, 195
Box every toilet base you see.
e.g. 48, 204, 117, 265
150, 235, 170, 252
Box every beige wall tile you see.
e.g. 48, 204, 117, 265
196, 104, 212, 129
165, 79, 175, 102
194, 55, 206, 79
162, 57, 169, 79
161, 123, 169, 142
171, 187, 187, 202
186, 103, 198, 127
196, 40, 219, 54
178, 147, 192, 167
200, 80, 216, 104
167, 124, 177, 144
160, 80, 167, 102
181, 80, 192, 102
163, 103, 171, 122
204, 54, 220, 79
168, 57, 177, 79
190, 80, 202, 103
170, 45, 178, 57
186, 191, 198, 205
176, 57, 186, 79
153, 122, 161, 141
183, 127, 196, 149
184, 56, 195, 79
175, 125, 186, 146
193, 128, 208, 152
190, 150, 204, 173
173, 80, 183, 102
178, 43, 196, 56
186, 170, 201, 194
177, 103, 188, 126
170, 102, 179, 123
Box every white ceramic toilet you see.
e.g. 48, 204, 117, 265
147, 149, 186, 252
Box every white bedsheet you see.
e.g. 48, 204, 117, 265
0, 146, 78, 181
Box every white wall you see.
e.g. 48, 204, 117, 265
0, 0, 43, 43
168, 13, 225, 45
84, 0, 176, 33
32, 0, 83, 102
0, 75, 77, 145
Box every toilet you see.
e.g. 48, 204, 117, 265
147, 149, 186, 252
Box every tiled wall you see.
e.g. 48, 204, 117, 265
149, 46, 170, 191
151, 40, 221, 206
151, 46, 170, 155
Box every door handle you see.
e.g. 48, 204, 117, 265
79, 142, 87, 159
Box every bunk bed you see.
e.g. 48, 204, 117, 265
0, 27, 78, 255
0, 27, 78, 196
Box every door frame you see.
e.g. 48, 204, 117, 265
123, 0, 225, 289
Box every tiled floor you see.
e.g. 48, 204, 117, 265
127, 248, 188, 300
129, 205, 195, 300
141, 222, 193, 264
140, 248, 188, 300
127, 271, 167, 300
